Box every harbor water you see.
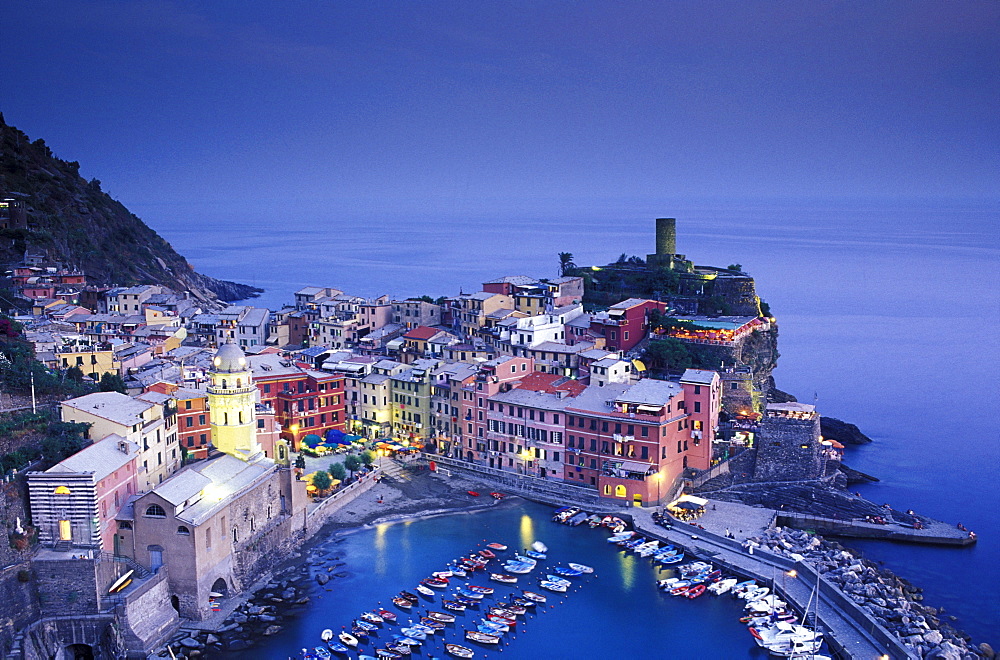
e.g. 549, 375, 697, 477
151, 201, 999, 645
230, 500, 780, 659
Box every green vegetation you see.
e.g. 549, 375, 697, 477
329, 462, 347, 482
0, 410, 91, 474
0, 331, 94, 398
727, 263, 743, 272
558, 252, 576, 276
311, 469, 332, 493
360, 449, 376, 468
344, 454, 362, 476
98, 373, 127, 394
642, 337, 693, 372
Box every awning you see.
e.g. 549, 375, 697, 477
612, 460, 654, 474
325, 429, 351, 445
675, 494, 708, 507
386, 339, 405, 349
635, 404, 662, 414
302, 434, 323, 447
345, 434, 365, 444
631, 359, 647, 372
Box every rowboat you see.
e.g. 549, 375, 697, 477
360, 611, 384, 623
421, 577, 448, 589
453, 595, 479, 606
321, 629, 334, 641
384, 642, 410, 656
670, 585, 691, 596
399, 628, 426, 641
464, 630, 499, 644
399, 591, 420, 603
456, 587, 484, 599
445, 643, 475, 658
540, 580, 567, 593
486, 613, 516, 625
512, 597, 536, 608
707, 578, 737, 595
490, 573, 517, 583
567, 563, 593, 573
415, 585, 435, 597
355, 620, 378, 632
524, 549, 546, 560
520, 590, 546, 603
392, 597, 412, 609
442, 600, 467, 612
477, 549, 496, 559
327, 641, 350, 654
419, 617, 446, 629
314, 647, 332, 659
486, 542, 507, 551
467, 585, 494, 594
553, 566, 582, 577
377, 609, 397, 622
478, 619, 509, 633
351, 626, 370, 639
339, 631, 359, 648
504, 563, 533, 574
531, 541, 548, 553
686, 584, 707, 598
545, 575, 571, 587
426, 610, 456, 623
375, 649, 402, 659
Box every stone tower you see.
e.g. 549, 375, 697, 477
752, 403, 824, 482
655, 217, 676, 256
207, 343, 262, 461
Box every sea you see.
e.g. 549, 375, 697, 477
145, 200, 999, 649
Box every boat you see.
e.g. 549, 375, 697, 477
750, 622, 824, 651
419, 617, 446, 629
567, 563, 593, 573
490, 573, 517, 583
512, 596, 536, 608
504, 563, 533, 574
453, 595, 479, 606
486, 612, 517, 625
545, 575, 571, 587
456, 587, 484, 599
708, 578, 738, 595
464, 630, 500, 644
477, 548, 496, 559
478, 620, 509, 633
467, 491, 480, 497
391, 635, 421, 646
361, 611, 384, 624
524, 549, 546, 560
490, 492, 505, 499
392, 597, 412, 609
421, 577, 448, 589
741, 586, 771, 602
512, 553, 537, 565
586, 514, 604, 527
355, 620, 378, 632
321, 629, 335, 642
351, 626, 370, 639
314, 647, 332, 659
327, 641, 350, 654
732, 580, 757, 597
409, 623, 436, 636
451, 567, 468, 577
531, 541, 548, 553
660, 552, 685, 565
686, 584, 707, 598
486, 542, 507, 551
399, 628, 426, 641
521, 590, 546, 603
553, 566, 582, 577
339, 631, 359, 648
426, 610, 456, 623
540, 580, 567, 593
442, 600, 467, 612
384, 642, 411, 656
378, 609, 397, 622
399, 590, 420, 603
679, 561, 713, 576
670, 585, 691, 596
467, 584, 494, 594
415, 584, 436, 597
375, 650, 402, 660
445, 643, 476, 658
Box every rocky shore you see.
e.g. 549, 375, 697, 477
750, 526, 994, 659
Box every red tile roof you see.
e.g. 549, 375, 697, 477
404, 326, 440, 340
515, 372, 587, 396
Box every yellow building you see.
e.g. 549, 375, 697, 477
206, 343, 262, 462
55, 345, 120, 381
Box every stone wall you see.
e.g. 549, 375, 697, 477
0, 560, 39, 658
116, 570, 180, 656
753, 415, 823, 482
34, 558, 99, 617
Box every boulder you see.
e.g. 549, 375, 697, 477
227, 639, 251, 651
178, 638, 202, 649
924, 631, 944, 645
979, 643, 996, 659
316, 574, 330, 585
263, 624, 283, 636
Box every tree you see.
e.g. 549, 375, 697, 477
643, 337, 692, 373
360, 449, 376, 468
98, 372, 127, 393
558, 252, 576, 276
329, 462, 347, 482
311, 469, 332, 493
344, 454, 362, 476
727, 263, 743, 272
65, 366, 84, 383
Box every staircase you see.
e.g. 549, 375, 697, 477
53, 540, 71, 552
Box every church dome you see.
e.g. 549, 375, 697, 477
213, 342, 248, 373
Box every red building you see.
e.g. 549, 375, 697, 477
590, 298, 668, 353
146, 383, 212, 459
457, 356, 534, 463
249, 353, 346, 449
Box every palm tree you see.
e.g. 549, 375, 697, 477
558, 252, 576, 276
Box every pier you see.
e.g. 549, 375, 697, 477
776, 512, 976, 546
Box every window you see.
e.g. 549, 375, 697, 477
199, 414, 206, 425
677, 441, 682, 453
185, 400, 192, 410
145, 503, 166, 518
177, 526, 191, 536
186, 417, 194, 428
694, 385, 701, 395
118, 520, 133, 530
694, 401, 701, 413
641, 446, 648, 459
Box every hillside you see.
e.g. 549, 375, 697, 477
0, 115, 259, 304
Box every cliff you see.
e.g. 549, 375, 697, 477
0, 116, 260, 304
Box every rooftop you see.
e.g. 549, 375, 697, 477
680, 368, 718, 385
46, 434, 138, 481
63, 391, 156, 427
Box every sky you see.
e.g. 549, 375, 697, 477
2, 1, 998, 225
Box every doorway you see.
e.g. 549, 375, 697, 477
58, 520, 71, 541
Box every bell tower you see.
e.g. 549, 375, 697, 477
207, 343, 261, 461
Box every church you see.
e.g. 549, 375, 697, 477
115, 343, 308, 620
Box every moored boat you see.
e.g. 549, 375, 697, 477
531, 541, 548, 553
361, 611, 384, 624
686, 584, 707, 598
399, 590, 419, 603
445, 643, 476, 658
545, 575, 571, 587
467, 584, 494, 594
490, 573, 517, 583
540, 580, 567, 593
524, 549, 546, 560
521, 590, 546, 603
314, 647, 332, 659
415, 584, 435, 597
442, 600, 467, 612
392, 597, 412, 609
339, 631, 359, 648
478, 548, 496, 559
426, 610, 456, 623
486, 542, 507, 551
378, 609, 397, 622
567, 563, 593, 573
553, 566, 582, 577
464, 630, 500, 644
419, 617, 446, 629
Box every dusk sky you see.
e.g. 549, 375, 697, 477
3, 1, 997, 222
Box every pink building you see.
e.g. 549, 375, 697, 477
458, 356, 533, 463
27, 434, 140, 552
590, 298, 668, 353
680, 369, 722, 471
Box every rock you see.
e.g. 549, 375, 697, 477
232, 613, 248, 623
821, 416, 872, 445
205, 634, 219, 645
979, 643, 995, 659
179, 638, 203, 649
259, 614, 278, 622
227, 639, 251, 651
924, 631, 944, 645
316, 574, 330, 585
296, 597, 310, 604
281, 588, 296, 599
263, 624, 283, 636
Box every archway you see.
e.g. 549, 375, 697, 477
170, 595, 180, 612
65, 644, 94, 660
210, 577, 229, 598
614, 484, 627, 498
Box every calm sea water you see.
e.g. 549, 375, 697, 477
236, 501, 771, 659
148, 201, 999, 645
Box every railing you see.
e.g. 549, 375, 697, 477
99, 552, 151, 579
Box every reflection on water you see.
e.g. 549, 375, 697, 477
619, 551, 636, 591
519, 513, 535, 551
373, 524, 388, 575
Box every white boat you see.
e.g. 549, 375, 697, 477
400, 628, 427, 641
512, 554, 537, 567
544, 575, 571, 587
707, 578, 737, 595
504, 563, 533, 574
741, 586, 771, 601
567, 563, 593, 574
416, 584, 436, 596
531, 541, 548, 553
752, 621, 823, 649
339, 631, 359, 648
746, 594, 786, 611
539, 580, 567, 593
321, 629, 334, 642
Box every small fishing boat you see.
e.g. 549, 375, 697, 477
399, 591, 420, 603
524, 549, 546, 560
445, 643, 475, 658
545, 575, 571, 587
361, 611, 384, 624
384, 642, 411, 656
490, 573, 517, 583
426, 610, 456, 623
486, 612, 516, 625
392, 597, 412, 610
567, 563, 593, 574
409, 623, 436, 636
540, 580, 567, 593
321, 629, 335, 642
486, 542, 507, 551
314, 647, 332, 659
531, 541, 548, 553
453, 595, 479, 606
351, 626, 370, 639
419, 617, 446, 629
378, 609, 397, 622
496, 602, 526, 615
399, 628, 426, 641
512, 597, 536, 608
464, 630, 499, 644
339, 631, 359, 648
731, 580, 757, 597
478, 619, 509, 633
433, 570, 454, 578
670, 585, 691, 596
467, 491, 480, 497
327, 641, 350, 655
520, 590, 546, 603
467, 584, 494, 594
512, 553, 536, 566
708, 578, 738, 595
355, 620, 378, 632
504, 563, 533, 574
375, 649, 402, 659
442, 600, 467, 612
415, 584, 435, 597
391, 635, 421, 647
456, 587, 484, 599
421, 577, 448, 589
660, 552, 685, 565
553, 566, 582, 577
686, 584, 707, 598
451, 567, 468, 577
477, 549, 496, 559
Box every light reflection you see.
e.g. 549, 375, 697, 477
519, 514, 534, 550
620, 552, 635, 590
374, 523, 388, 575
